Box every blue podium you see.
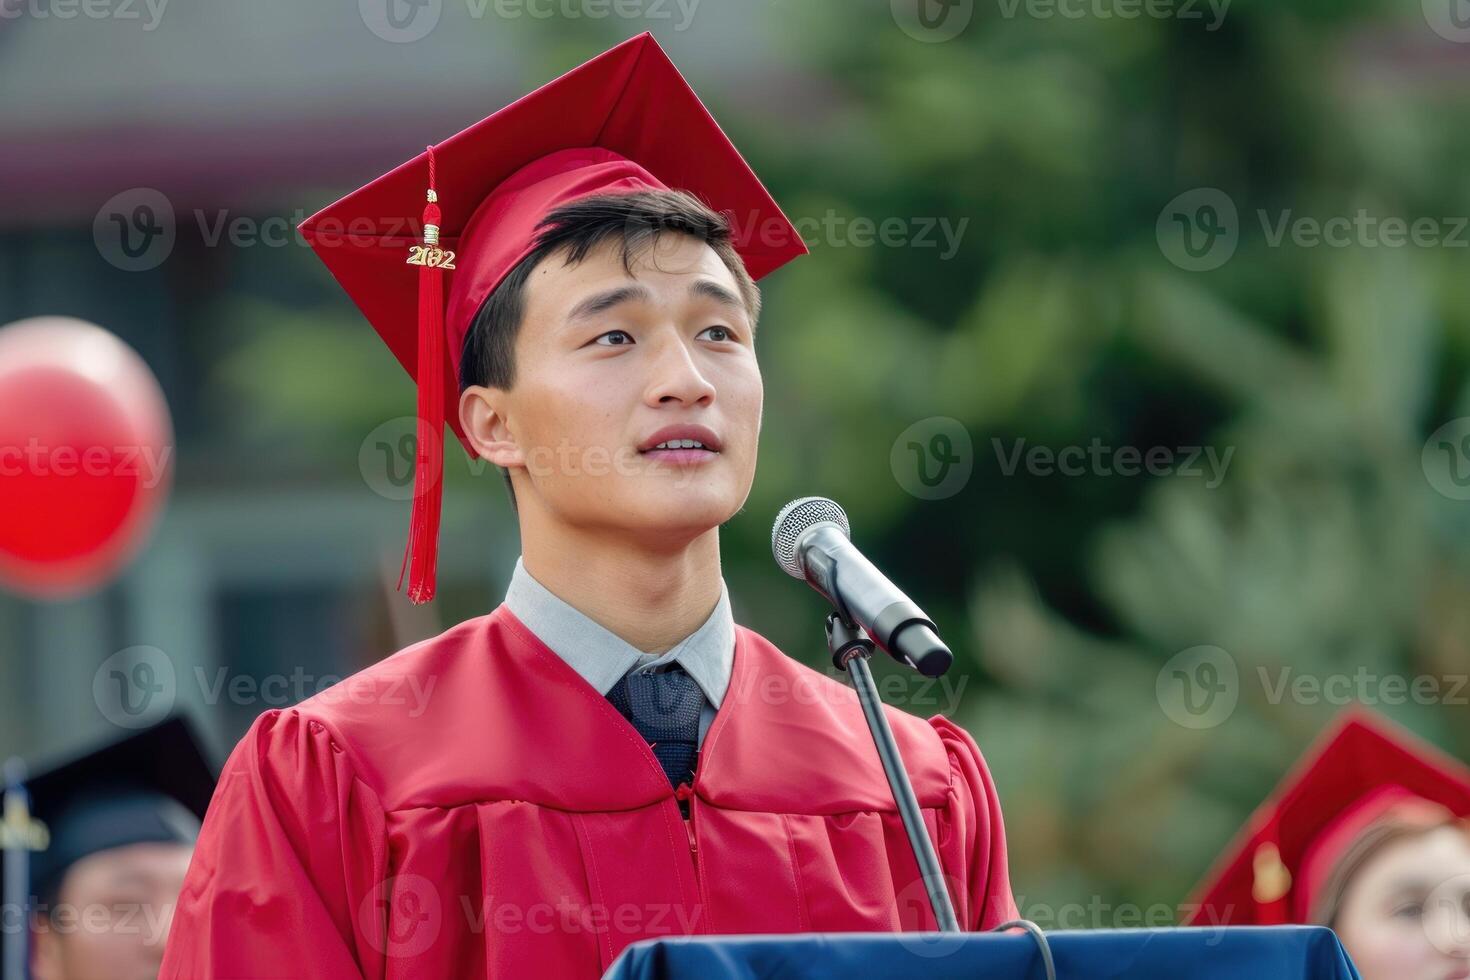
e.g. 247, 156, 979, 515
604, 927, 1360, 980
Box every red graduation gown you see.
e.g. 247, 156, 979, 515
161, 606, 1017, 978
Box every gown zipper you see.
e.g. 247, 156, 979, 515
674, 782, 704, 931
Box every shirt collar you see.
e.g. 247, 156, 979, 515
503, 557, 734, 707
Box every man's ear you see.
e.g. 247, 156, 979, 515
459, 385, 525, 469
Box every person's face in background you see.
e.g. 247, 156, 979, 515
1335, 825, 1470, 980
29, 841, 193, 980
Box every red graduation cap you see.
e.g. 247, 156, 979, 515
1184, 708, 1470, 926
300, 33, 806, 603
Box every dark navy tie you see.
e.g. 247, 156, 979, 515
606, 666, 705, 789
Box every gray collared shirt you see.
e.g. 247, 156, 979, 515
503, 557, 734, 745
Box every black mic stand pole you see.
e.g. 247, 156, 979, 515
825, 613, 961, 933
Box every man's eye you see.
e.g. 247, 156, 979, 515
593, 330, 635, 347
698, 325, 734, 342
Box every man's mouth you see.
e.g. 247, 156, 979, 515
638, 425, 723, 465
647, 438, 712, 451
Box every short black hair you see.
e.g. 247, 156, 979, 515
458, 189, 762, 508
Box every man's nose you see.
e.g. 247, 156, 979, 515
644, 335, 715, 406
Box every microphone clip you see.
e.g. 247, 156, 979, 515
825, 612, 876, 672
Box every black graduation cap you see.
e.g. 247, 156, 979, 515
1, 716, 216, 977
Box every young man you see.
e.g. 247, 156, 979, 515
160, 34, 1017, 978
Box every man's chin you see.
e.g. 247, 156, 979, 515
611, 488, 741, 540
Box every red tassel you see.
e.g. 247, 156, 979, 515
399, 145, 448, 604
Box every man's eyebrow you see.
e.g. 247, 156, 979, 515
566, 284, 653, 323
689, 279, 745, 311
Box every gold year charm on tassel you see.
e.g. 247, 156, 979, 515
406, 244, 456, 269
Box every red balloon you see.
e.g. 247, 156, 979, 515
0, 317, 173, 598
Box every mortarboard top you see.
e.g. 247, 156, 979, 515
1184, 708, 1470, 926
1, 715, 215, 946
299, 32, 807, 605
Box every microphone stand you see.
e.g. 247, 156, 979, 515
825, 613, 961, 933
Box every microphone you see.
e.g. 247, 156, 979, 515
771, 497, 953, 677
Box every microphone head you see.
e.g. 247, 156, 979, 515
771, 496, 850, 579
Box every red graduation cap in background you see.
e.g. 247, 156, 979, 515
300, 33, 806, 603
1184, 708, 1470, 926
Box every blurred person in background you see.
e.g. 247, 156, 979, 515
1185, 709, 1470, 980
2, 717, 214, 980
